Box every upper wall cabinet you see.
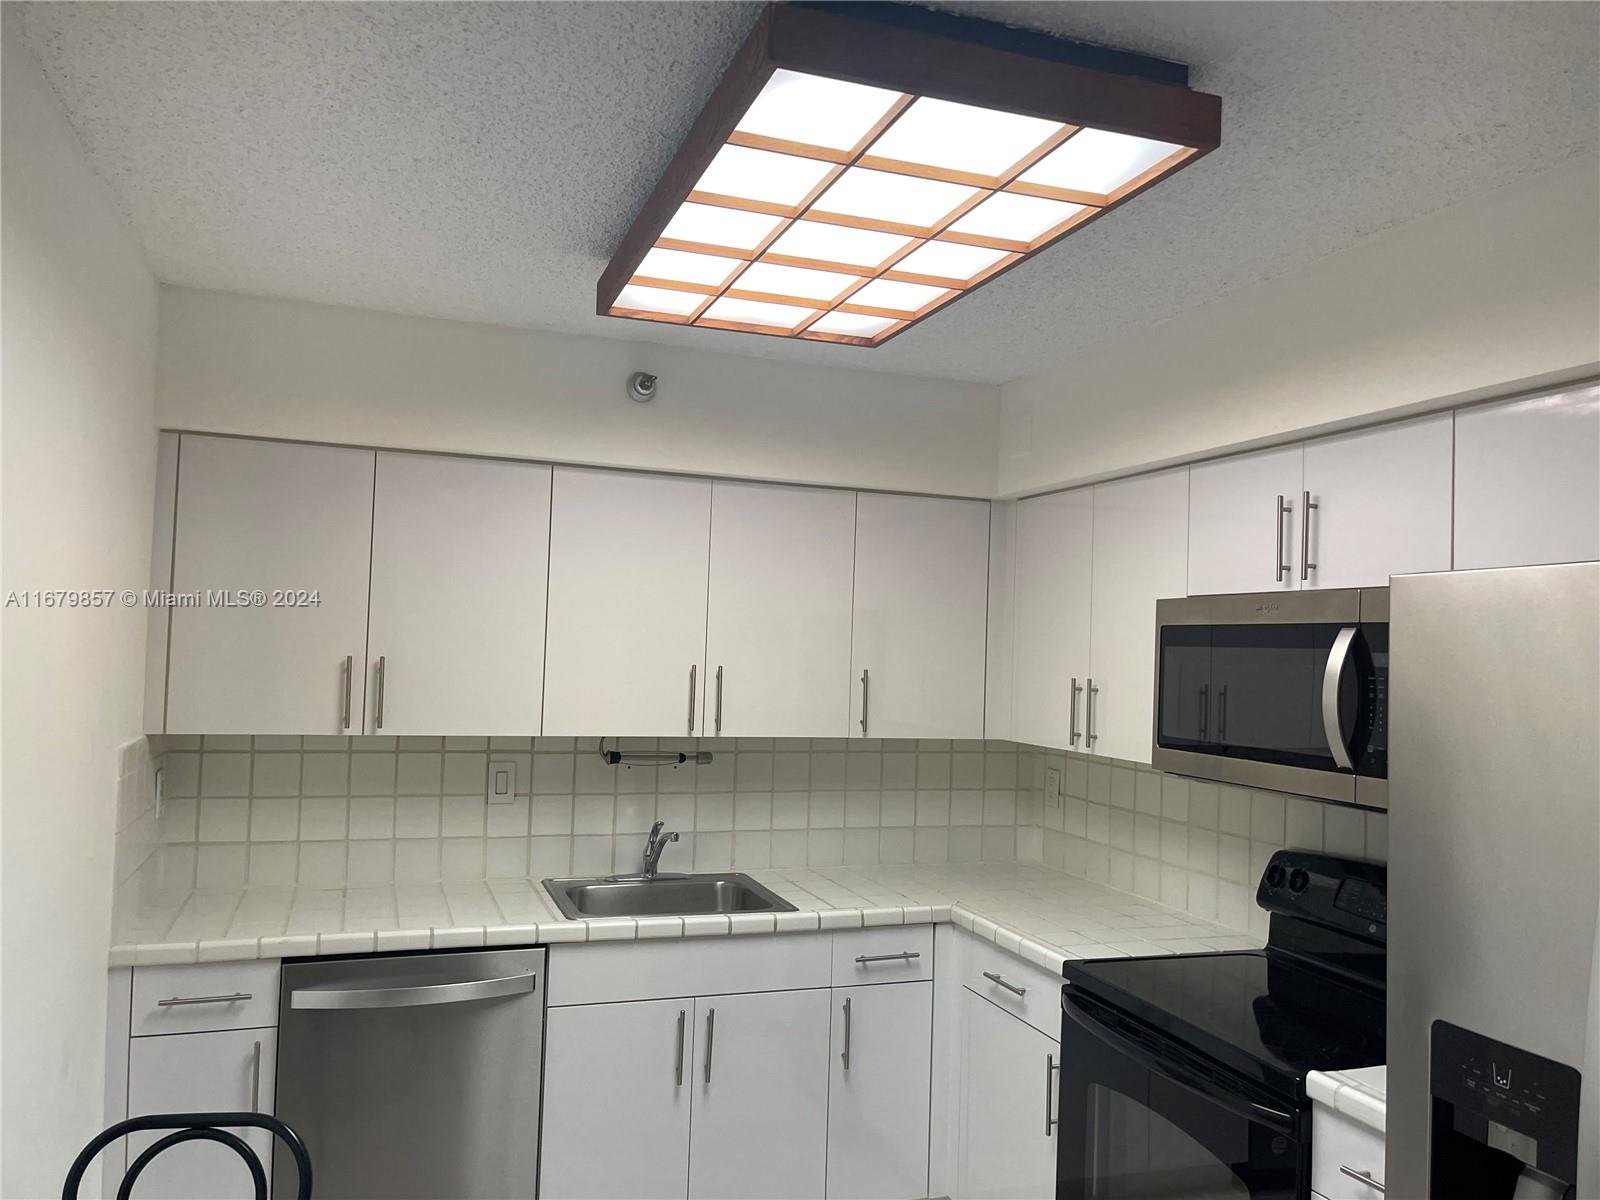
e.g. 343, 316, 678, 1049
1300, 413, 1452, 589
1087, 468, 1190, 763
166, 437, 376, 734
365, 453, 551, 736
1186, 444, 1304, 596
704, 482, 855, 738
1011, 488, 1094, 752
850, 494, 990, 740
543, 467, 713, 737
1454, 385, 1600, 570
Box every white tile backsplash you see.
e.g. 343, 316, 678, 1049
140, 736, 1030, 890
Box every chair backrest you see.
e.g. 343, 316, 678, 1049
63, 1111, 312, 1200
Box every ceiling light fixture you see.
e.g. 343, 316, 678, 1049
599, 2, 1220, 347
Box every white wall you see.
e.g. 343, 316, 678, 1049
156, 287, 1000, 498
2, 26, 159, 1195
998, 154, 1600, 497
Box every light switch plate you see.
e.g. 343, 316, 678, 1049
487, 759, 516, 805
1045, 766, 1062, 809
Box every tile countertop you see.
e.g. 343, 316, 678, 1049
1306, 1065, 1387, 1133
110, 862, 1261, 972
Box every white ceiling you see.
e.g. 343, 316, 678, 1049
13, 2, 1598, 385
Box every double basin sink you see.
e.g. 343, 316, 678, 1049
543, 872, 797, 920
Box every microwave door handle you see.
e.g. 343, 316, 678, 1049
1322, 626, 1358, 771
1061, 989, 1296, 1137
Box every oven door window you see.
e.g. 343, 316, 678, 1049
1059, 1002, 1303, 1200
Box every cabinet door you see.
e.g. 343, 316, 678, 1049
542, 999, 693, 1200
827, 982, 933, 1200
1300, 413, 1453, 590
1187, 444, 1303, 596
705, 481, 855, 737
1011, 488, 1093, 751
1454, 385, 1600, 570
543, 468, 712, 736
366, 453, 551, 735
957, 991, 1059, 1200
1089, 468, 1190, 763
127, 1029, 277, 1200
850, 494, 990, 740
689, 989, 831, 1200
167, 437, 374, 733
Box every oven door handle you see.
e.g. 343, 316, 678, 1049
1061, 988, 1297, 1137
1321, 626, 1358, 772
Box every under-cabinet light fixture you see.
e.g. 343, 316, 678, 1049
598, 2, 1221, 347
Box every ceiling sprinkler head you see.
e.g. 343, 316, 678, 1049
627, 372, 659, 403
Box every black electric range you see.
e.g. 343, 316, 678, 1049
1056, 851, 1387, 1200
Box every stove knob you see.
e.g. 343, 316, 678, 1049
1288, 868, 1310, 894
1265, 864, 1287, 889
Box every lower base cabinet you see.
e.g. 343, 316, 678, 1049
826, 982, 933, 1200
957, 989, 1060, 1200
126, 1028, 278, 1200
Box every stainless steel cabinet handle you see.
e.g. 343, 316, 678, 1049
341, 654, 354, 729
687, 664, 697, 735
156, 992, 253, 1007
841, 997, 852, 1071
1085, 678, 1099, 748
859, 668, 870, 736
1321, 625, 1358, 772
250, 1040, 262, 1111
1301, 490, 1318, 580
855, 951, 920, 965
375, 655, 387, 730
983, 970, 1027, 997
1275, 495, 1292, 582
703, 1007, 715, 1084
1198, 682, 1209, 743
1218, 684, 1228, 741
675, 1009, 686, 1087
1339, 1165, 1385, 1193
1069, 677, 1082, 747
290, 971, 536, 1010
1045, 1052, 1060, 1136
714, 665, 723, 735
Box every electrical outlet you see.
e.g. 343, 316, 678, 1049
1045, 766, 1062, 809
487, 759, 516, 805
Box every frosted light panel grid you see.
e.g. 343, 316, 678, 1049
605, 65, 1201, 345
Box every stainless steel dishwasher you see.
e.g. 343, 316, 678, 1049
273, 947, 544, 1199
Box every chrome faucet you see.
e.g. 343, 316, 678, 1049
640, 820, 679, 879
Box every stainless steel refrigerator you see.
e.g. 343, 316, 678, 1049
1389, 562, 1599, 1199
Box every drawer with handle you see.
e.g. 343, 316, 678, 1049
831, 926, 934, 985
1311, 1104, 1386, 1197
132, 961, 281, 1036
962, 934, 1063, 1038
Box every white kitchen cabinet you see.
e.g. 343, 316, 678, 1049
1187, 444, 1303, 597
543, 467, 712, 736
689, 989, 831, 1200
166, 436, 375, 734
365, 452, 551, 735
957, 990, 1060, 1200
704, 481, 855, 737
827, 982, 933, 1200
1088, 468, 1190, 763
1454, 385, 1600, 570
1011, 487, 1093, 751
850, 493, 990, 740
126, 1028, 278, 1200
1300, 414, 1453, 589
541, 999, 693, 1200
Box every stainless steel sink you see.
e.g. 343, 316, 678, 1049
542, 873, 797, 920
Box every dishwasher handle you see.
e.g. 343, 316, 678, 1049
290, 970, 536, 1010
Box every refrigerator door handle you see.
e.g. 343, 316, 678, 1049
1322, 626, 1358, 772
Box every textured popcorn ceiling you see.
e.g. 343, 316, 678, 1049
13, 2, 1598, 385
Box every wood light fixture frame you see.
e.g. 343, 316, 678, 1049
597, 2, 1222, 347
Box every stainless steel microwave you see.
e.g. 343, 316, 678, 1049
1151, 588, 1389, 809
